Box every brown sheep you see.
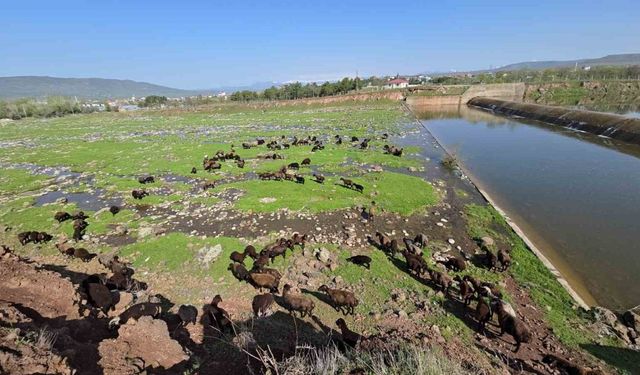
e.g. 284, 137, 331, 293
437, 255, 466, 272
313, 173, 325, 184
72, 247, 95, 262
401, 250, 427, 276
138, 176, 155, 184
353, 183, 364, 193
428, 268, 452, 294
229, 248, 251, 264
413, 233, 428, 248
227, 263, 249, 281
346, 255, 371, 269
111, 300, 162, 327
282, 284, 315, 318
453, 275, 474, 305
131, 189, 148, 200
54, 211, 72, 222
291, 233, 307, 248
248, 272, 279, 293
340, 177, 353, 188
318, 285, 359, 315
252, 293, 275, 317
207, 295, 232, 333
497, 249, 511, 271
86, 282, 114, 313
375, 231, 391, 251
492, 299, 532, 352
474, 296, 492, 334
335, 318, 362, 348
484, 248, 498, 271
236, 159, 245, 168
301, 158, 311, 166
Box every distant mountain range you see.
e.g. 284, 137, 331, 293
0, 76, 282, 100
424, 53, 640, 76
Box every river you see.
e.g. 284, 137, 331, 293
413, 105, 640, 311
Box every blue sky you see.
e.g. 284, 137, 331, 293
1, 0, 639, 88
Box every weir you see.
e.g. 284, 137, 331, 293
468, 97, 640, 146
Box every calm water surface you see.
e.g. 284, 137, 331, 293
416, 105, 640, 310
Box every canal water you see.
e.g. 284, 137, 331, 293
414, 105, 640, 311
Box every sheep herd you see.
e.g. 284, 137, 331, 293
219, 228, 531, 354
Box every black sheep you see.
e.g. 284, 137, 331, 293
138, 176, 155, 184
109, 205, 120, 216
86, 283, 114, 313
227, 263, 249, 281
301, 158, 311, 166
178, 305, 198, 326
131, 189, 148, 200
353, 183, 364, 193
54, 211, 72, 222
313, 173, 325, 184
492, 299, 531, 352
294, 175, 305, 184
191, 167, 197, 174
288, 162, 300, 170
207, 295, 232, 332
346, 255, 371, 269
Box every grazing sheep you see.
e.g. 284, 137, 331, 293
55, 211, 72, 222
73, 247, 95, 262
313, 173, 325, 184
282, 284, 315, 318
336, 137, 343, 145
109, 206, 120, 216
72, 211, 88, 220
359, 139, 369, 149
294, 175, 305, 184
301, 158, 311, 166
339, 177, 353, 188
437, 255, 467, 272
131, 189, 148, 200
203, 181, 216, 191
252, 252, 271, 270
492, 299, 531, 352
402, 238, 422, 255
178, 305, 198, 326
138, 176, 155, 184
86, 282, 114, 313
453, 275, 474, 305
353, 183, 364, 193
413, 233, 428, 248
346, 255, 371, 269
497, 249, 511, 271
18, 231, 53, 245
236, 159, 245, 168
351, 136, 359, 142
401, 250, 428, 276
248, 272, 279, 293
252, 293, 275, 317
375, 231, 392, 251
368, 201, 377, 223
428, 268, 453, 294
484, 248, 498, 271
291, 233, 307, 249
335, 318, 362, 348
228, 263, 250, 281
474, 296, 492, 334
318, 285, 359, 315
191, 167, 197, 174
207, 295, 232, 333
389, 239, 399, 254
288, 162, 300, 170
204, 160, 222, 171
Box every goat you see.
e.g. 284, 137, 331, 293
54, 211, 72, 222
497, 249, 511, 271
492, 299, 531, 352
228, 263, 249, 282
318, 285, 359, 315
138, 176, 155, 184
131, 189, 148, 200
178, 305, 198, 326
109, 206, 120, 216
282, 284, 315, 318
335, 318, 362, 348
346, 255, 371, 269
252, 293, 275, 317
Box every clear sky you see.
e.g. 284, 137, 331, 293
1, 0, 639, 89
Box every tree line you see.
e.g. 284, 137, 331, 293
0, 97, 106, 120
230, 76, 389, 101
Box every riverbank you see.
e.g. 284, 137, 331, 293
468, 97, 640, 146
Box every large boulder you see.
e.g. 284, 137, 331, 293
98, 317, 187, 374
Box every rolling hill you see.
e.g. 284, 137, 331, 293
0, 76, 211, 100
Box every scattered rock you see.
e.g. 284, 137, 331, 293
480, 236, 495, 248
315, 247, 330, 263
259, 197, 277, 204
196, 244, 222, 266
447, 238, 455, 245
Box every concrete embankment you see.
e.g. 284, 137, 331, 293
406, 83, 526, 107
468, 97, 640, 145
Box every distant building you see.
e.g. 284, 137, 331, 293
383, 78, 409, 89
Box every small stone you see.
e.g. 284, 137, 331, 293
447, 238, 455, 245
396, 309, 408, 319
436, 222, 444, 227
480, 236, 495, 248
